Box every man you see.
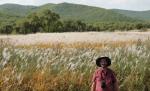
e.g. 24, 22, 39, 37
91, 57, 119, 91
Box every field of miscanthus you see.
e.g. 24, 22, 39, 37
0, 32, 150, 91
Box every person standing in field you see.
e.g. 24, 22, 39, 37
91, 57, 119, 91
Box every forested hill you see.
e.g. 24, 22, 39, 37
0, 4, 36, 16
0, 3, 150, 34
41, 3, 138, 23
0, 4, 37, 24
1, 2, 149, 24
112, 9, 150, 21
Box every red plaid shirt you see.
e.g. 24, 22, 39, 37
92, 68, 117, 91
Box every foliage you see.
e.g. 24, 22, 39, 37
1, 3, 150, 34
113, 9, 150, 21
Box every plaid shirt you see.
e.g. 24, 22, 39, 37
92, 68, 117, 91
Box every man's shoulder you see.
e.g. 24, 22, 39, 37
96, 67, 102, 71
107, 68, 116, 74
94, 68, 102, 73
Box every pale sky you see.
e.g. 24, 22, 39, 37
0, 0, 150, 11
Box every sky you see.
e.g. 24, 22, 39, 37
0, 0, 150, 11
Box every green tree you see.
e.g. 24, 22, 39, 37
27, 13, 42, 33
0, 24, 13, 34
40, 9, 60, 32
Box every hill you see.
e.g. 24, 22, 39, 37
0, 3, 37, 16
112, 9, 150, 21
0, 4, 37, 25
0, 3, 143, 25
39, 3, 139, 23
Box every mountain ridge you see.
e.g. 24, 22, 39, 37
0, 2, 150, 25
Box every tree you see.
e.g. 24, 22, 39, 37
40, 9, 60, 32
27, 13, 42, 33
0, 24, 13, 34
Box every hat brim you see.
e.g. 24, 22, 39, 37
96, 57, 111, 67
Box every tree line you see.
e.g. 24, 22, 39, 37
0, 9, 150, 34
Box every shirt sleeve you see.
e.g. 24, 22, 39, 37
92, 70, 97, 82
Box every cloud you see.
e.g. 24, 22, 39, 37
112, 0, 150, 11
0, 0, 36, 5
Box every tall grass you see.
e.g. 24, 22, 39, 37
0, 39, 150, 91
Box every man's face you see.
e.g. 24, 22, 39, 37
100, 59, 108, 68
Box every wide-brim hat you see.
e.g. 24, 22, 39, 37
96, 57, 111, 67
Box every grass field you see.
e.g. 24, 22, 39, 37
0, 32, 150, 91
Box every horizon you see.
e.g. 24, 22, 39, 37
0, 0, 150, 11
